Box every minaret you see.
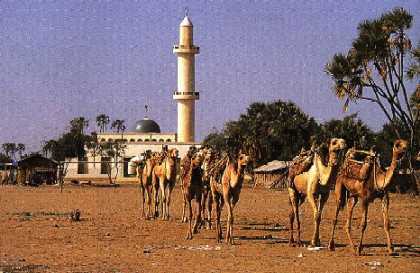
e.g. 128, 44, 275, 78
173, 13, 199, 143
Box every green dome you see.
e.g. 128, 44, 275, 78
133, 118, 161, 133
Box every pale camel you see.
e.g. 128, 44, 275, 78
328, 139, 408, 255
182, 152, 204, 239
288, 138, 346, 247
152, 148, 178, 220
211, 152, 250, 244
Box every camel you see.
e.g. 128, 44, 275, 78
288, 138, 346, 247
137, 151, 158, 219
182, 152, 205, 239
180, 147, 198, 223
211, 151, 250, 244
152, 148, 178, 220
328, 139, 408, 255
199, 148, 216, 229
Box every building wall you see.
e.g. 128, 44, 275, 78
97, 132, 177, 143
64, 142, 200, 183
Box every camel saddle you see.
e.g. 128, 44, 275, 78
287, 150, 314, 187
340, 149, 375, 181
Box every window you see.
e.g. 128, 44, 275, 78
166, 139, 172, 142
159, 139, 164, 142
137, 139, 143, 142
130, 139, 135, 142
77, 157, 88, 174
101, 157, 110, 174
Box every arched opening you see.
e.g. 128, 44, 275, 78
166, 139, 172, 142
159, 139, 164, 142
137, 139, 143, 142
130, 139, 135, 142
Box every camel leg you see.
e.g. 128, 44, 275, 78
328, 183, 343, 251
166, 186, 173, 220
140, 184, 146, 219
213, 193, 223, 243
314, 191, 329, 246
160, 180, 167, 220
146, 185, 153, 220
193, 193, 202, 234
382, 194, 393, 254
288, 189, 297, 246
308, 193, 320, 247
344, 196, 358, 252
186, 197, 193, 240
206, 191, 213, 230
199, 189, 207, 229
224, 193, 234, 245
181, 184, 187, 223
356, 200, 369, 256
153, 183, 160, 218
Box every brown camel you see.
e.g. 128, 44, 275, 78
288, 138, 346, 247
138, 151, 158, 219
211, 152, 250, 244
200, 148, 216, 229
182, 152, 204, 239
180, 147, 198, 223
152, 148, 178, 220
328, 139, 408, 255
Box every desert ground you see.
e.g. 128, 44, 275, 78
0, 184, 419, 273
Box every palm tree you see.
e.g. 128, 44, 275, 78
70, 117, 89, 134
96, 114, 110, 133
325, 7, 417, 162
111, 119, 126, 134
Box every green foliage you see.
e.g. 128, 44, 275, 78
0, 153, 11, 163
43, 117, 91, 161
316, 114, 375, 150
203, 100, 319, 165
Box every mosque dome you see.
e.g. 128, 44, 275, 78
133, 117, 161, 133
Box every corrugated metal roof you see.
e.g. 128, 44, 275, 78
254, 160, 291, 173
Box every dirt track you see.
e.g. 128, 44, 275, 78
0, 184, 419, 273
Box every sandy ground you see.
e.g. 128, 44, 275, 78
0, 184, 419, 273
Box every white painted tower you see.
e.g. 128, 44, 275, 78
173, 14, 199, 143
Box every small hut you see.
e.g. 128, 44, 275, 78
253, 160, 291, 189
18, 155, 58, 185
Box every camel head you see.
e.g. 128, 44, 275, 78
327, 138, 347, 166
191, 152, 204, 169
237, 152, 251, 167
167, 148, 179, 159
392, 139, 408, 160
329, 138, 347, 153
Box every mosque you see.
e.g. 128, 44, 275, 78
65, 14, 201, 183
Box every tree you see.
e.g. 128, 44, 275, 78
316, 114, 375, 150
70, 117, 89, 134
325, 7, 418, 163
111, 119, 126, 134
2, 143, 17, 159
98, 140, 127, 184
96, 114, 110, 133
16, 143, 25, 159
204, 100, 319, 165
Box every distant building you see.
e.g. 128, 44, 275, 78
64, 14, 201, 183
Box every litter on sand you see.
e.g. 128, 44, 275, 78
307, 246, 325, 251
175, 245, 221, 251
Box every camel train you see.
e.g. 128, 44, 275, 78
131, 138, 409, 255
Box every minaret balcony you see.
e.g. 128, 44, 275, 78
173, 45, 200, 54
173, 91, 199, 100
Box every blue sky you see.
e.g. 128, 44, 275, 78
0, 0, 419, 152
